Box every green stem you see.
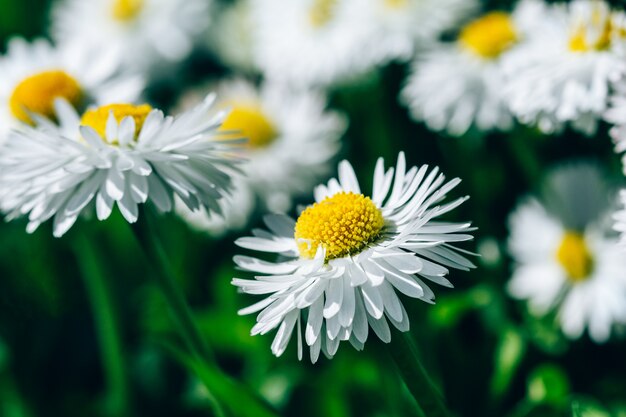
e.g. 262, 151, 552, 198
129, 209, 225, 417
73, 232, 130, 417
388, 332, 453, 417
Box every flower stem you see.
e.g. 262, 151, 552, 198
129, 209, 214, 365
73, 232, 130, 417
129, 208, 226, 417
388, 331, 453, 417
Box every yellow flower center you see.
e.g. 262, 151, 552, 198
219, 105, 278, 149
112, 0, 144, 21
9, 70, 82, 125
568, 11, 614, 52
459, 12, 518, 59
294, 192, 385, 261
556, 232, 594, 282
80, 103, 152, 143
309, 0, 338, 28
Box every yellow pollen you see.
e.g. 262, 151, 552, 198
556, 232, 594, 282
294, 192, 385, 261
309, 0, 338, 28
9, 70, 82, 125
80, 103, 152, 143
112, 0, 144, 21
459, 12, 518, 59
219, 105, 278, 149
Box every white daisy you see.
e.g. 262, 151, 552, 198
206, 0, 257, 74
363, 0, 478, 63
0, 38, 143, 141
401, 1, 544, 136
507, 165, 626, 343
0, 95, 241, 237
251, 0, 380, 87
503, 0, 626, 135
232, 152, 475, 362
51, 0, 211, 72
175, 78, 345, 234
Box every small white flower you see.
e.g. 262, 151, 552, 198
0, 38, 143, 141
503, 0, 626, 135
207, 0, 257, 74
233, 152, 475, 362
51, 0, 211, 72
401, 2, 543, 136
175, 78, 345, 234
363, 0, 478, 63
251, 0, 380, 87
0, 95, 241, 237
507, 164, 626, 343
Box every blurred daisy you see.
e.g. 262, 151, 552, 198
175, 78, 345, 235
508, 164, 626, 343
0, 38, 143, 141
51, 0, 211, 72
605, 84, 626, 245
363, 0, 478, 63
233, 153, 475, 362
0, 95, 240, 237
252, 0, 379, 87
401, 1, 544, 136
207, 0, 257, 74
504, 0, 626, 134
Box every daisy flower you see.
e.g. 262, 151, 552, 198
507, 164, 626, 343
207, 0, 257, 74
174, 78, 345, 235
401, 1, 544, 136
605, 84, 626, 245
251, 0, 379, 87
51, 0, 211, 72
232, 152, 476, 362
0, 38, 143, 141
363, 0, 478, 63
0, 95, 240, 237
503, 0, 626, 135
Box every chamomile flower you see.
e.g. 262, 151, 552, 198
51, 0, 211, 72
233, 153, 475, 362
363, 0, 478, 63
401, 1, 544, 136
0, 38, 143, 141
503, 0, 626, 135
252, 0, 379, 87
207, 0, 257, 74
175, 78, 345, 234
0, 95, 240, 237
507, 164, 626, 343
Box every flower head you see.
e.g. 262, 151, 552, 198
51, 0, 211, 72
233, 152, 475, 362
503, 0, 626, 134
251, 0, 380, 87
0, 38, 143, 140
400, 1, 543, 136
0, 95, 241, 237
507, 163, 626, 343
175, 79, 344, 235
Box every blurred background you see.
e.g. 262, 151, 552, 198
1, 0, 626, 416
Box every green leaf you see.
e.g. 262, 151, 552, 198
490, 327, 526, 398
527, 364, 570, 406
